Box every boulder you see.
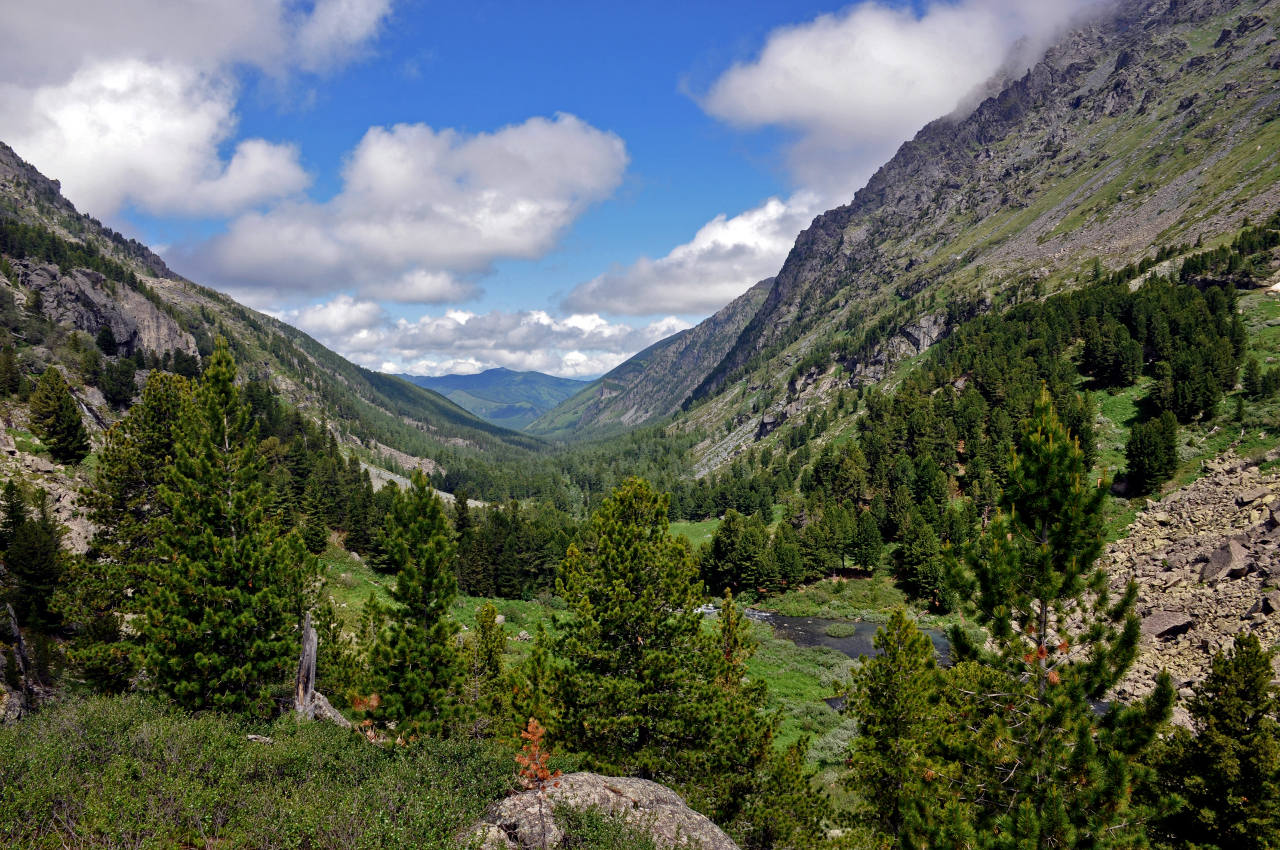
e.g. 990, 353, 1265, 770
1201, 540, 1247, 581
1248, 591, 1280, 617
1142, 610, 1195, 640
467, 772, 739, 850
1237, 486, 1269, 506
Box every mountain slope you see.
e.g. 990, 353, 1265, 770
397, 368, 585, 430
663, 0, 1280, 466
0, 142, 543, 470
528, 277, 773, 438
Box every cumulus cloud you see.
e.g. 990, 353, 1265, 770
0, 60, 310, 217
285, 297, 689, 378
0, 0, 392, 84
703, 0, 1101, 192
573, 0, 1103, 318
0, 0, 392, 220
564, 192, 820, 315
197, 114, 628, 301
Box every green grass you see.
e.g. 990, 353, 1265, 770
743, 619, 855, 751
670, 517, 720, 548
318, 544, 391, 628
754, 575, 909, 622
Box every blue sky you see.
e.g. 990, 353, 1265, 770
0, 0, 1097, 376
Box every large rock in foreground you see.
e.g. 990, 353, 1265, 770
468, 772, 739, 850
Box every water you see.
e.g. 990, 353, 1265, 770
742, 610, 951, 712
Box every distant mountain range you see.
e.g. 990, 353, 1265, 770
397, 368, 586, 430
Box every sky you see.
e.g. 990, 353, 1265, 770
0, 0, 1102, 378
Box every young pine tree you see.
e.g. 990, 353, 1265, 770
362, 472, 463, 738
946, 387, 1173, 847
57, 372, 189, 691
140, 340, 316, 714
845, 609, 942, 848
28, 366, 90, 464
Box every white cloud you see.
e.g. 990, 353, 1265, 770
197, 114, 628, 301
0, 60, 310, 217
294, 0, 393, 72
564, 192, 820, 315
703, 0, 1100, 192
0, 1, 392, 221
286, 296, 689, 377
572, 0, 1103, 318
0, 0, 392, 84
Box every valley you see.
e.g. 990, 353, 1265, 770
4, 0, 1280, 848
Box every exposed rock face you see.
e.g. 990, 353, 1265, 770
17, 261, 197, 356
468, 773, 739, 850
1110, 450, 1280, 704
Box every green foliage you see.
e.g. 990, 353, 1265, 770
702, 508, 774, 596
0, 694, 514, 849
95, 325, 118, 356
548, 478, 800, 828
140, 341, 316, 714
1147, 633, 1280, 850
1, 485, 63, 632
98, 356, 137, 407
844, 609, 942, 847
363, 471, 463, 738
1125, 410, 1179, 495
28, 366, 89, 463
942, 389, 1173, 847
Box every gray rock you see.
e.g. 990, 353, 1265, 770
1142, 610, 1195, 640
468, 772, 739, 850
1237, 486, 1269, 506
1201, 540, 1247, 581
18, 261, 197, 357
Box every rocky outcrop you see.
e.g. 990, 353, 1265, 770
1110, 451, 1280, 705
468, 773, 739, 850
17, 261, 197, 356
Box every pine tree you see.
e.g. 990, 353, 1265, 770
845, 609, 942, 848
548, 478, 779, 822
945, 387, 1173, 847
62, 371, 189, 691
1149, 633, 1280, 850
362, 471, 462, 738
1125, 411, 1178, 495
28, 366, 90, 463
140, 340, 315, 714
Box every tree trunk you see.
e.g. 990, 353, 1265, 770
294, 611, 317, 718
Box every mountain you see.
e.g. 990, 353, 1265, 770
396, 367, 585, 430
542, 0, 1280, 465
528, 278, 773, 438
0, 141, 542, 482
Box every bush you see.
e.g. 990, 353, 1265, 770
0, 695, 514, 849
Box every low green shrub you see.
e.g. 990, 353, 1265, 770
0, 694, 514, 849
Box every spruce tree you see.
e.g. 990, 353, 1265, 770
0, 345, 19, 397
29, 366, 89, 463
4, 488, 63, 631
946, 388, 1173, 847
362, 471, 463, 738
1149, 633, 1280, 849
140, 340, 315, 714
